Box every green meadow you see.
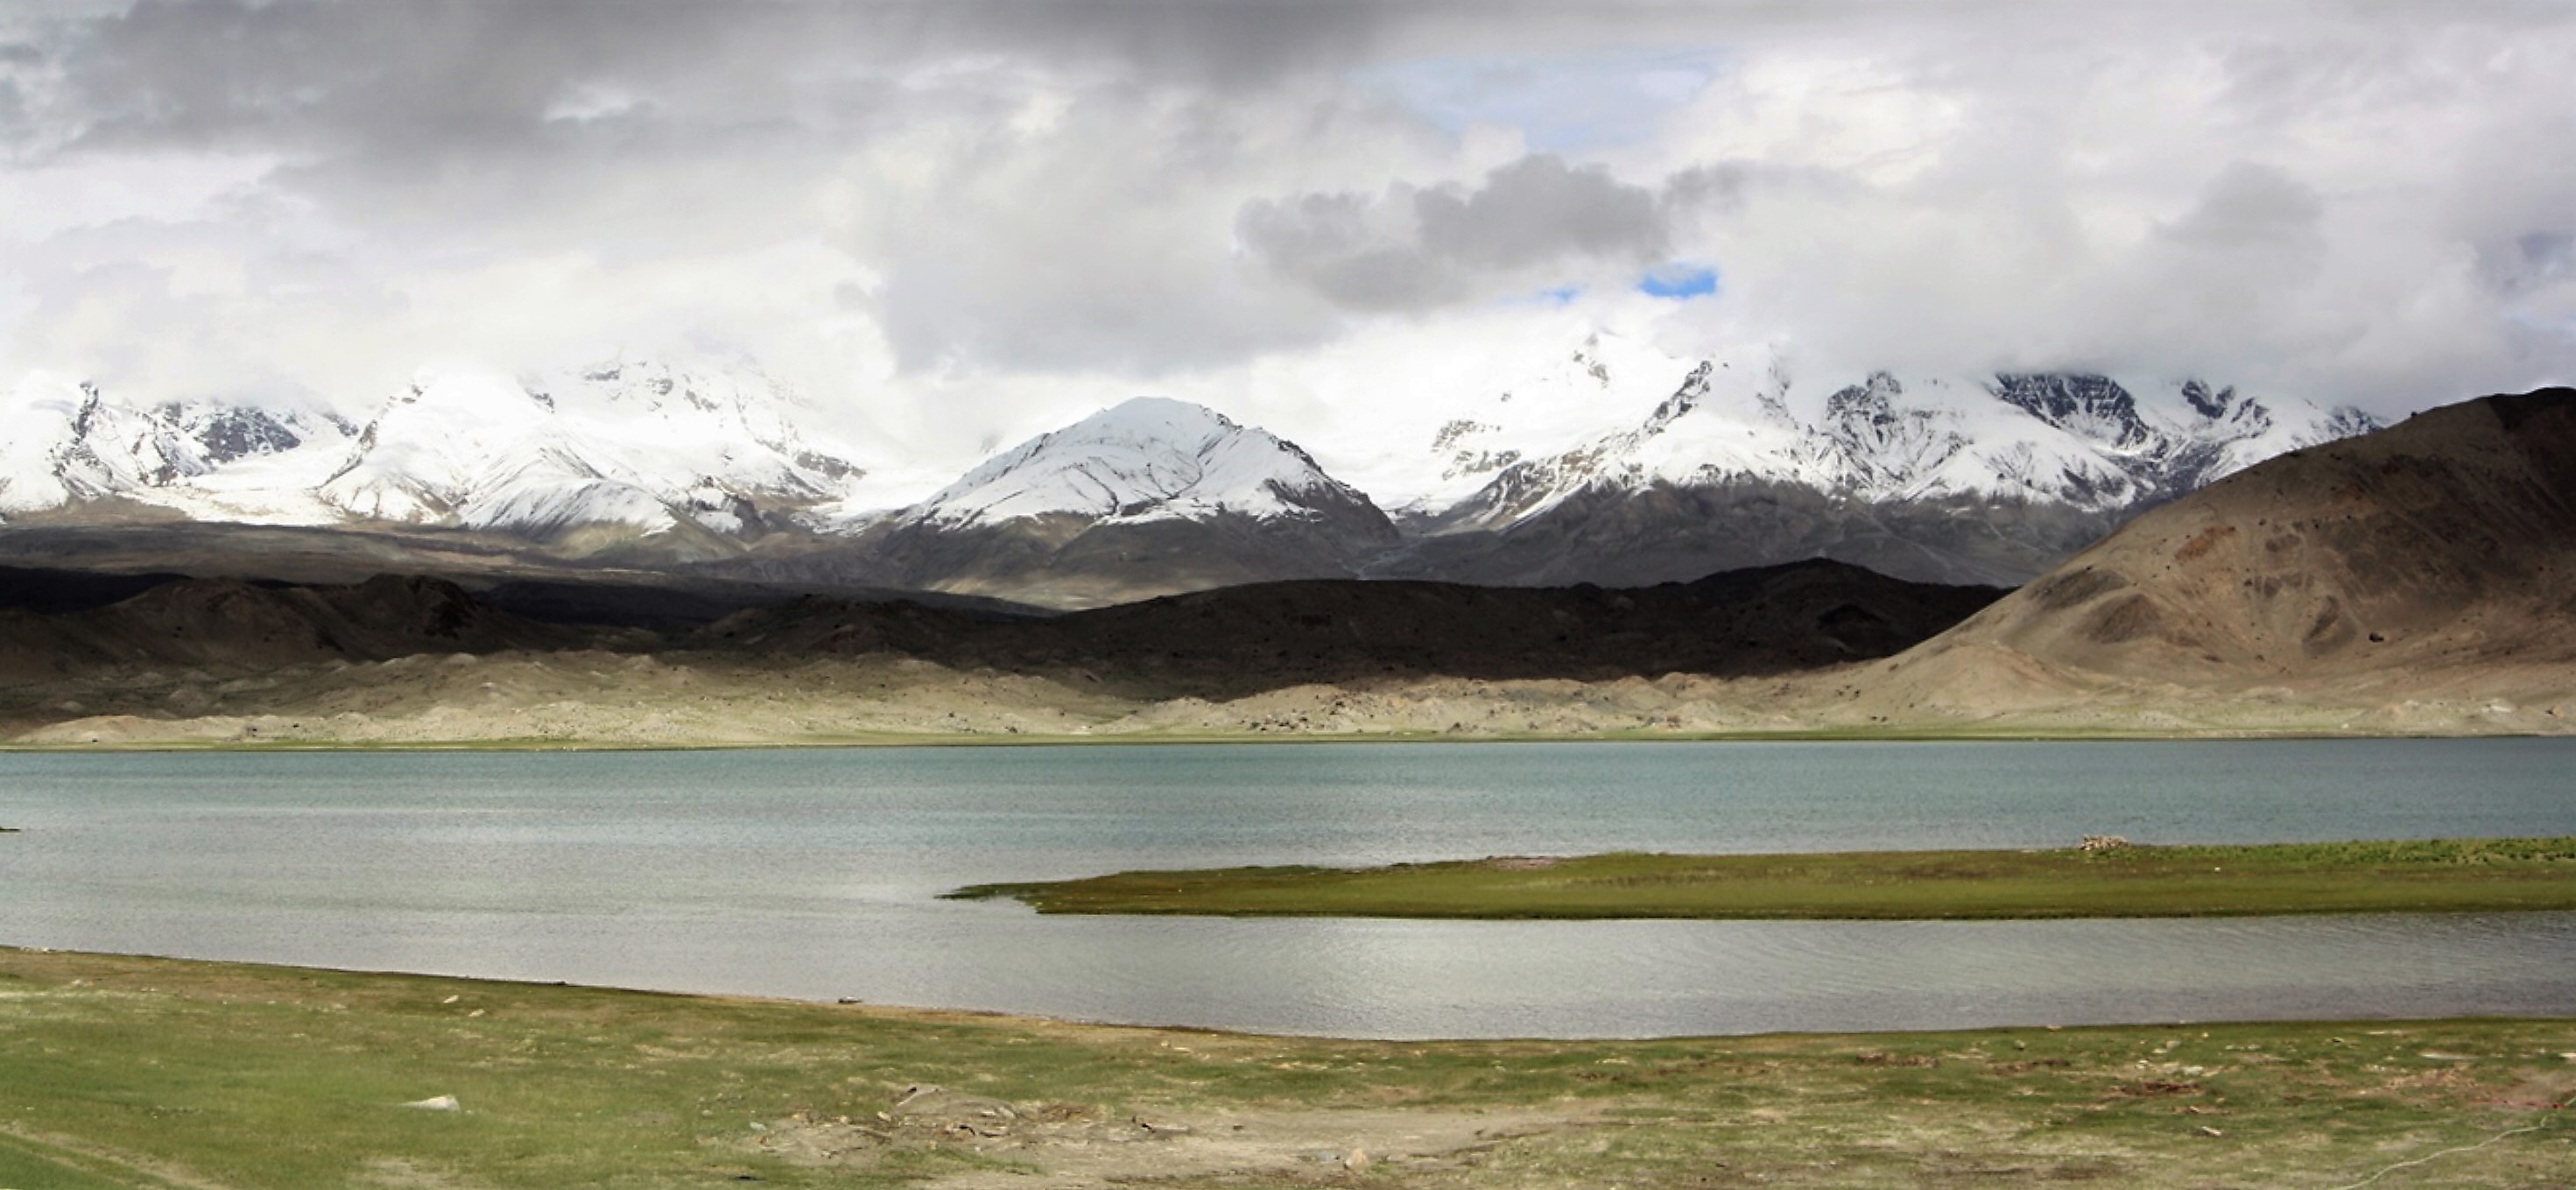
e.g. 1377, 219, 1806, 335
954, 837, 2576, 920
2, 948, 2571, 1189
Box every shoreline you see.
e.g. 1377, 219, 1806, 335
4, 946, 2571, 1188
12, 942, 2576, 1043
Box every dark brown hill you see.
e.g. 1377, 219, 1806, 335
1874, 389, 2576, 715
0, 574, 596, 681
691, 559, 2005, 697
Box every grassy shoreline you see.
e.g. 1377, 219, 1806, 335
1, 725, 2553, 753
3, 947, 2572, 1189
954, 838, 2576, 920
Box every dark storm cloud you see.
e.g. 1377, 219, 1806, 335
29, 0, 1400, 160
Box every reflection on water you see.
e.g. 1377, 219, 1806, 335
2, 741, 2572, 1039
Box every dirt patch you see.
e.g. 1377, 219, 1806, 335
722, 1086, 1594, 1188
2172, 525, 2237, 564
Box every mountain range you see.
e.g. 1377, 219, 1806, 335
2, 388, 2565, 744
2, 338, 2385, 606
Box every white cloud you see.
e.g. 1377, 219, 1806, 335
0, 0, 2569, 481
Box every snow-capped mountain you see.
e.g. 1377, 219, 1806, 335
1374, 334, 2384, 587
1, 338, 2391, 602
0, 373, 349, 522
806, 398, 1401, 607
318, 361, 880, 545
2, 374, 184, 517
0, 361, 883, 553
1398, 336, 2379, 527
897, 397, 1385, 531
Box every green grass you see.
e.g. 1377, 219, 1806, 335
0, 948, 2571, 1189
952, 837, 2576, 920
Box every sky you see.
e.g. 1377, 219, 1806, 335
4, 0, 2572, 475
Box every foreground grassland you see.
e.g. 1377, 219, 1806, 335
0, 950, 2571, 1190
954, 838, 2576, 920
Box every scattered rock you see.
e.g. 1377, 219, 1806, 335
399, 1095, 460, 1111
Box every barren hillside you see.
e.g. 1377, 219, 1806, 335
1858, 389, 2576, 725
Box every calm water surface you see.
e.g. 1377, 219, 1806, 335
1, 740, 2571, 1039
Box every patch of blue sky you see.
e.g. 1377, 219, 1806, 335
1638, 264, 1719, 299
1357, 49, 1724, 154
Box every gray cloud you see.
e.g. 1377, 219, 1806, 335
29, 0, 1399, 160
2159, 162, 2324, 247
2483, 232, 2573, 295
1238, 154, 1673, 311
1418, 154, 1666, 267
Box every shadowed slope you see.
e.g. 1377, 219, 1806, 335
0, 574, 597, 681
690, 559, 2003, 698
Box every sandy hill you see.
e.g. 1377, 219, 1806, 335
1866, 389, 2576, 723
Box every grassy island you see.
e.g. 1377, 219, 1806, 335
950, 837, 2576, 920
3, 948, 2573, 1189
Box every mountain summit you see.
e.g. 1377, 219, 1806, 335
815, 398, 1399, 607
903, 397, 1383, 530
319, 362, 877, 552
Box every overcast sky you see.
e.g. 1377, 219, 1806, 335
4, 0, 2572, 468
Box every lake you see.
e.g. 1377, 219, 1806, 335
2, 740, 2572, 1039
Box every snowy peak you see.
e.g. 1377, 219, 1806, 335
0, 359, 883, 546
906, 397, 1390, 531
1411, 341, 2389, 536
320, 372, 581, 525
1991, 374, 2156, 451
317, 361, 881, 539
1411, 333, 1707, 508
2179, 379, 2238, 421
1819, 373, 1974, 494
153, 401, 343, 470
0, 375, 332, 518
535, 359, 871, 493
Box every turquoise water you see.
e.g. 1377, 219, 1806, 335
1, 740, 2571, 1039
